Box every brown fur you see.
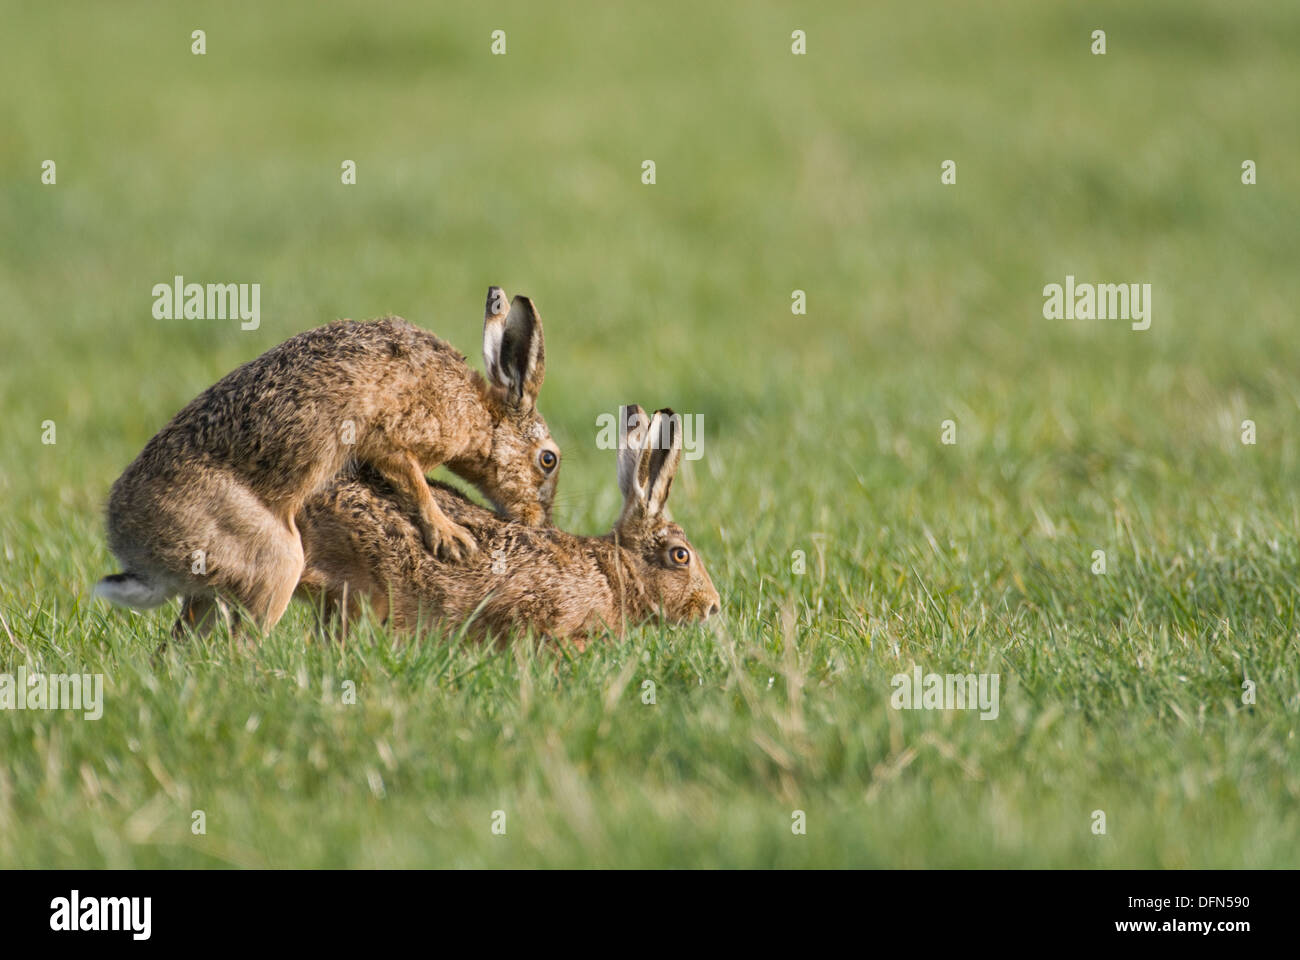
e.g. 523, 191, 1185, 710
97, 289, 560, 635
296, 407, 720, 647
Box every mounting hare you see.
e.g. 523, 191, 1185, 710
96, 287, 560, 636
297, 406, 720, 647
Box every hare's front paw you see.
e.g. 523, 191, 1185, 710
423, 517, 478, 562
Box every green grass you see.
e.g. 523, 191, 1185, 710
1, 0, 1298, 867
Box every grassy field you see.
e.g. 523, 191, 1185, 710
1, 0, 1298, 867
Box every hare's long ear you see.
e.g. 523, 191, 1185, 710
617, 404, 650, 505
644, 408, 683, 518
483, 288, 545, 409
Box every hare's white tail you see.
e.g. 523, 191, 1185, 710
94, 572, 172, 609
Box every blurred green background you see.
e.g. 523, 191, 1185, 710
0, 0, 1298, 867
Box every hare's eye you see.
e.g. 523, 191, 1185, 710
538, 449, 558, 472
670, 546, 691, 566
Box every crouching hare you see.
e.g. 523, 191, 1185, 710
96, 287, 560, 637
297, 406, 720, 647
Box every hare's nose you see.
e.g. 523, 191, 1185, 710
707, 603, 720, 618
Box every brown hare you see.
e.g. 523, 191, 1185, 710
296, 406, 720, 648
95, 287, 560, 637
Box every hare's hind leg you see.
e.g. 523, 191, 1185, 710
232, 516, 305, 634
171, 594, 240, 640
190, 488, 305, 636
173, 594, 217, 639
